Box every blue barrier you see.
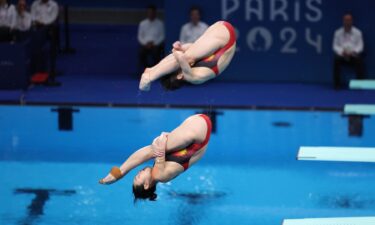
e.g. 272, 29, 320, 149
0, 41, 31, 89
165, 0, 375, 83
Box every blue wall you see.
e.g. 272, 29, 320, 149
165, 0, 375, 83
57, 25, 139, 77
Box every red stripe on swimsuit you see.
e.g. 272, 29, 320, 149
165, 114, 212, 170
194, 21, 236, 75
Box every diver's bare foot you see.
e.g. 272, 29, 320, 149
139, 71, 151, 91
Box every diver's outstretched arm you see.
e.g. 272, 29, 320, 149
118, 146, 154, 175
99, 145, 153, 184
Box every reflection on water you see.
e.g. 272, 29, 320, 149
168, 191, 226, 225
14, 188, 76, 225
318, 194, 375, 209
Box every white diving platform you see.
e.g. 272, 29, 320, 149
297, 146, 375, 163
283, 217, 375, 225
349, 79, 375, 90
344, 104, 375, 115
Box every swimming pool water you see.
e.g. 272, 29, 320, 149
0, 106, 375, 225
1, 161, 375, 225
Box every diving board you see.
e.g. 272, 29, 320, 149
350, 79, 375, 90
297, 146, 375, 163
344, 104, 375, 115
283, 217, 375, 225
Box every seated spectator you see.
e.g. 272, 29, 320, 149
179, 6, 208, 44
12, 0, 32, 41
333, 13, 365, 89
0, 0, 16, 42
137, 5, 164, 71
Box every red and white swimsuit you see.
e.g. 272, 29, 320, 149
194, 21, 236, 75
165, 114, 212, 171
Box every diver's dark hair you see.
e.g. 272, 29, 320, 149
133, 184, 157, 203
160, 70, 187, 91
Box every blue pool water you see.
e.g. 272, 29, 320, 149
0, 106, 375, 225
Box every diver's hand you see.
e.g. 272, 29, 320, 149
152, 132, 168, 157
99, 166, 123, 185
173, 41, 183, 51
139, 71, 151, 91
99, 173, 116, 185
172, 50, 186, 64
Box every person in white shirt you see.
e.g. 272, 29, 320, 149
0, 0, 16, 42
138, 5, 165, 70
15, 0, 32, 31
31, 0, 58, 26
12, 0, 32, 41
332, 13, 365, 89
179, 7, 208, 44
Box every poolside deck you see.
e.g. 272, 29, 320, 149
1, 75, 375, 110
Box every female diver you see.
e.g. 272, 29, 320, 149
139, 21, 236, 91
99, 114, 212, 201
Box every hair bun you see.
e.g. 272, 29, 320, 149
149, 193, 157, 201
